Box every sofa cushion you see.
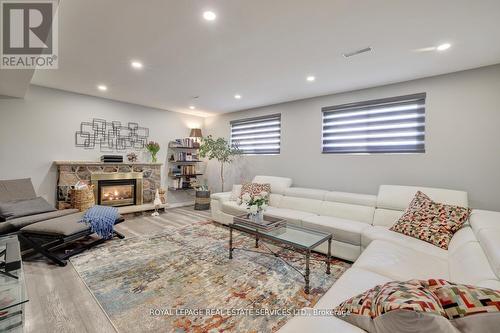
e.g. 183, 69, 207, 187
372, 208, 404, 227
269, 193, 283, 207
448, 241, 498, 285
279, 268, 392, 332
389, 191, 470, 250
469, 210, 500, 279
221, 200, 247, 216
302, 216, 370, 246
21, 212, 89, 236
264, 207, 316, 226
354, 240, 449, 281
476, 229, 500, 280
316, 267, 393, 308
252, 176, 292, 194
377, 185, 468, 211
319, 201, 375, 224
276, 196, 322, 214
230, 185, 242, 201
0, 178, 36, 202
0, 197, 56, 221
362, 226, 448, 259
0, 209, 79, 234
283, 187, 327, 200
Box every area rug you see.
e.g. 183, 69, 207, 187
70, 221, 350, 332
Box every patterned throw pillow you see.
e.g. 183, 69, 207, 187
334, 280, 452, 333
423, 279, 500, 319
334, 279, 500, 333
240, 182, 271, 198
389, 191, 471, 249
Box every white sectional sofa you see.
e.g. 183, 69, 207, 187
210, 176, 500, 332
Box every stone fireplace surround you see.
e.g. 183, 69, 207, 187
55, 161, 162, 209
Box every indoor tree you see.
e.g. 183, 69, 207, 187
199, 135, 241, 192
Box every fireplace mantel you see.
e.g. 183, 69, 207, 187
54, 161, 163, 166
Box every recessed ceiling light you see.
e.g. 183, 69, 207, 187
189, 106, 196, 110
203, 11, 216, 21
97, 85, 107, 91
306, 76, 315, 82
131, 61, 143, 69
437, 43, 451, 51
234, 94, 242, 99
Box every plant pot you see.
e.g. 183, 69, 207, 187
194, 190, 211, 210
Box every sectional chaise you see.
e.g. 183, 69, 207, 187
210, 176, 500, 332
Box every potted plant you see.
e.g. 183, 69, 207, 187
146, 141, 160, 163
199, 135, 240, 192
241, 191, 269, 222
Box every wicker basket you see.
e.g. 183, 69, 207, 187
194, 190, 211, 211
70, 186, 95, 212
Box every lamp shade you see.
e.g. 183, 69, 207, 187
189, 128, 203, 138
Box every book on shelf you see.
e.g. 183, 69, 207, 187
170, 138, 197, 148
171, 151, 198, 162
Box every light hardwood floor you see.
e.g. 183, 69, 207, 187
23, 206, 212, 333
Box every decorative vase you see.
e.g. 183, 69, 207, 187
249, 209, 264, 223
151, 153, 157, 163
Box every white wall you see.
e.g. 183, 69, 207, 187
0, 85, 204, 205
204, 64, 500, 211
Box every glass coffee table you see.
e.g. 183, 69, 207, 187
229, 215, 332, 294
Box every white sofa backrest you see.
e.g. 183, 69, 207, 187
277, 187, 377, 223
284, 187, 328, 200
377, 185, 469, 210
252, 175, 292, 195
277, 196, 323, 214
373, 185, 469, 227
319, 201, 375, 224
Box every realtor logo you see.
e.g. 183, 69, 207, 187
1, 0, 58, 69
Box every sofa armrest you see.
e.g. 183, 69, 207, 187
211, 192, 232, 202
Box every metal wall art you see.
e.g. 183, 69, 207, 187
75, 118, 149, 151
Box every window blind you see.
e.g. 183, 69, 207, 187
230, 114, 281, 155
322, 93, 426, 154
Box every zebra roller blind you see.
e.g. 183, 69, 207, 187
230, 114, 281, 155
322, 93, 426, 154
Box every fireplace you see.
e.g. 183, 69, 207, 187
91, 172, 143, 207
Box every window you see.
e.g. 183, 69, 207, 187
230, 114, 281, 155
321, 93, 426, 154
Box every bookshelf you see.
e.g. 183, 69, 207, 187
167, 139, 202, 191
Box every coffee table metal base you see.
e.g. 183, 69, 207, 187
228, 225, 332, 294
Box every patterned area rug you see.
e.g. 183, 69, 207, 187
70, 221, 350, 332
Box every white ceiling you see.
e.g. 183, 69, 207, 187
31, 0, 500, 116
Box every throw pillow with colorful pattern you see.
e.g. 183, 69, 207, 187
389, 191, 471, 249
240, 182, 271, 198
334, 279, 500, 333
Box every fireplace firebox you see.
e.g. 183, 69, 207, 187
91, 172, 143, 207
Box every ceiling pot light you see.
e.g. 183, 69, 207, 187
131, 61, 143, 69
97, 85, 107, 91
306, 76, 315, 82
437, 43, 451, 51
203, 11, 216, 21
234, 94, 242, 99
189, 106, 196, 110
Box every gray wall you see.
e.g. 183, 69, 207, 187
204, 64, 500, 211
0, 85, 205, 205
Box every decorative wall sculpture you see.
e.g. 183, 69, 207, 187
75, 118, 149, 151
